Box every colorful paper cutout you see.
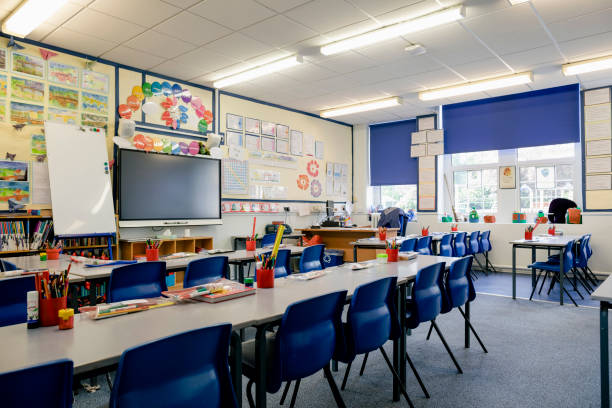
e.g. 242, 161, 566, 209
297, 174, 309, 190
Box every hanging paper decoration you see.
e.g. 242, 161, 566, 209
171, 142, 181, 154
307, 160, 319, 177
39, 48, 58, 60
161, 81, 172, 96
118, 104, 132, 119
171, 83, 182, 98
310, 179, 322, 197
188, 141, 199, 155
133, 134, 146, 149
191, 96, 202, 109
179, 141, 189, 154
151, 81, 162, 95
204, 110, 213, 125
297, 174, 309, 190
143, 136, 154, 151
162, 139, 171, 153
142, 101, 158, 115
142, 82, 153, 97
153, 137, 163, 152
160, 97, 180, 129
126, 95, 140, 111
181, 89, 192, 104
198, 119, 208, 133
132, 85, 144, 101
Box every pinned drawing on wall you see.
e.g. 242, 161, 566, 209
12, 52, 44, 78
31, 134, 46, 158
0, 48, 6, 70
0, 160, 27, 181
261, 121, 276, 136
82, 92, 108, 115
276, 139, 289, 154
0, 180, 29, 204
245, 117, 260, 134
81, 113, 107, 130
82, 70, 109, 94
315, 140, 324, 159
261, 136, 276, 152
48, 85, 77, 109
303, 133, 314, 156
290, 130, 303, 156
0, 100, 5, 121
10, 101, 43, 125
310, 179, 322, 197
226, 131, 243, 147
276, 124, 289, 140
296, 174, 309, 190
499, 165, 516, 189
227, 113, 243, 131
0, 74, 6, 97
245, 134, 260, 152
307, 160, 319, 177
39, 48, 58, 61
11, 77, 44, 103
48, 107, 78, 124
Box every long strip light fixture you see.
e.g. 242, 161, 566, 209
320, 5, 465, 56
320, 97, 402, 118
213, 55, 303, 88
2, 0, 68, 38
562, 55, 612, 76
418, 72, 533, 101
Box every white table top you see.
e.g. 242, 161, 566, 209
0, 254, 458, 375
591, 275, 612, 302
509, 235, 584, 247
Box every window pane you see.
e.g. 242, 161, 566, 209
454, 171, 467, 185
482, 169, 497, 186
520, 166, 535, 182
380, 185, 417, 211
556, 164, 573, 181
451, 150, 499, 166
517, 143, 575, 161
468, 170, 481, 188
536, 166, 555, 189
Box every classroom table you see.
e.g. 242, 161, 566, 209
591, 275, 612, 408
350, 232, 452, 261
509, 235, 582, 306
0, 254, 460, 408
231, 234, 303, 250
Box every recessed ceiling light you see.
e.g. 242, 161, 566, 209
562, 55, 612, 76
508, 0, 530, 5
2, 0, 68, 38
418, 72, 533, 101
213, 55, 303, 88
320, 97, 402, 118
320, 5, 465, 56
404, 44, 427, 56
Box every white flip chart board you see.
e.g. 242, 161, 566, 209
45, 122, 116, 236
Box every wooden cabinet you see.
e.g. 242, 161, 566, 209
119, 237, 214, 260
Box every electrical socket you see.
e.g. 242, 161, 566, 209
284, 206, 290, 212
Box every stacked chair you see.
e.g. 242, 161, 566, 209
529, 240, 580, 306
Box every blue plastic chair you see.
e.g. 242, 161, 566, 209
416, 236, 432, 255
582, 235, 598, 285
452, 232, 467, 257
107, 261, 168, 303
528, 240, 579, 306
184, 256, 228, 288
260, 249, 291, 279
336, 277, 428, 403
399, 214, 409, 237
0, 358, 73, 407
0, 259, 18, 271
439, 234, 453, 257
0, 275, 36, 327
299, 244, 325, 273
242, 290, 348, 408
399, 238, 417, 252
261, 233, 277, 247
110, 323, 237, 408
406, 262, 463, 374
466, 231, 487, 275
478, 230, 497, 273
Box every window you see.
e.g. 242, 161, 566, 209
453, 169, 498, 214
368, 185, 417, 212
452, 150, 499, 166
518, 143, 575, 161
519, 165, 574, 212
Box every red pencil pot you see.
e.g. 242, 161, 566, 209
46, 248, 61, 260
39, 296, 67, 327
257, 268, 274, 288
548, 227, 555, 236
524, 231, 533, 240
386, 248, 399, 262
379, 231, 387, 241
451, 226, 458, 232
246, 240, 256, 251
146, 248, 159, 261
421, 229, 429, 237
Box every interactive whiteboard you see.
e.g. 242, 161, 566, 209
45, 122, 116, 236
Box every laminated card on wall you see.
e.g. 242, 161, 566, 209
411, 144, 426, 157
411, 131, 427, 144
426, 129, 444, 143
584, 88, 611, 106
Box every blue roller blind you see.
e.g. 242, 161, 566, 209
369, 119, 418, 186
443, 84, 580, 154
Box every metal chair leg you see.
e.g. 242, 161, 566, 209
378, 347, 415, 408
340, 361, 352, 390
359, 353, 368, 376
538, 271, 549, 295
323, 364, 347, 408
289, 379, 301, 408
105, 372, 113, 391
432, 321, 463, 374
547, 275, 556, 295
280, 381, 291, 405
458, 306, 488, 353
530, 270, 544, 301
246, 379, 255, 408
562, 286, 578, 307
565, 272, 584, 299
406, 351, 430, 398
426, 320, 434, 340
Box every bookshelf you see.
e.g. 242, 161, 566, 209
119, 236, 214, 260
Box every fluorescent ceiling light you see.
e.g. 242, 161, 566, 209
213, 55, 303, 88
404, 44, 427, 56
320, 97, 402, 118
508, 0, 530, 4
2, 0, 68, 38
320, 5, 465, 56
418, 72, 533, 101
562, 55, 612, 76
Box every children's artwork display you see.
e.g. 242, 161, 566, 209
48, 85, 78, 109
261, 136, 276, 152
48, 61, 79, 87
276, 124, 289, 139
11, 77, 44, 102
227, 113, 243, 131
0, 101, 5, 121
48, 108, 78, 124
12, 52, 45, 78
0, 74, 6, 97
82, 70, 109, 94
245, 117, 260, 134
276, 139, 289, 154
10, 101, 44, 125
0, 48, 6, 70
82, 91, 108, 115
245, 134, 260, 152
81, 113, 107, 129
261, 121, 275, 136
31, 134, 46, 157
0, 160, 28, 181
0, 181, 30, 204
226, 130, 243, 147
290, 130, 303, 155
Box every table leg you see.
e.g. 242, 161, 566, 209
239, 262, 245, 283
230, 331, 242, 408
531, 247, 536, 288
602, 302, 610, 408
353, 245, 358, 262
255, 324, 270, 408
465, 300, 470, 348
559, 248, 564, 306
512, 245, 517, 300
399, 284, 407, 389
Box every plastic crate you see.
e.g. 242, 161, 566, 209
323, 249, 344, 268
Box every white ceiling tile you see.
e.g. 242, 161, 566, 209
161, 0, 201, 8
349, 0, 422, 17
89, 0, 180, 27
154, 11, 231, 46
46, 2, 83, 25
151, 59, 212, 81
440, 0, 508, 20
335, 112, 373, 125
582, 79, 612, 91
547, 8, 612, 43
558, 31, 612, 61
45, 27, 118, 56
333, 86, 393, 103
406, 68, 463, 89
315, 51, 376, 74
463, 3, 552, 55
382, 54, 443, 77
125, 30, 197, 59
281, 62, 337, 83
241, 15, 317, 47
308, 75, 362, 94
102, 45, 166, 69
372, 77, 422, 95
255, 0, 310, 13
190, 0, 274, 30
531, 0, 612, 23
353, 37, 412, 64
343, 65, 403, 85
202, 33, 272, 60
452, 58, 512, 81
68, 0, 93, 5
173, 47, 239, 75
359, 110, 402, 124
500, 45, 564, 72
63, 9, 146, 43
375, 0, 447, 25
26, 23, 57, 42
285, 0, 368, 33
299, 94, 355, 110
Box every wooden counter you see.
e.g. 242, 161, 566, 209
298, 227, 398, 261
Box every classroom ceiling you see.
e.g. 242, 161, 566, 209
2, 0, 612, 125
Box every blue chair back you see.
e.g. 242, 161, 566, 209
467, 231, 480, 255
0, 276, 35, 327
1, 260, 18, 271
107, 261, 167, 303
399, 215, 408, 236
110, 323, 237, 408
561, 240, 574, 274
445, 256, 474, 309
453, 232, 467, 257
299, 244, 325, 273
184, 256, 228, 288
439, 234, 453, 256
261, 249, 291, 278
0, 359, 73, 407
406, 262, 445, 329
479, 230, 492, 252
575, 237, 589, 268
584, 234, 593, 259
268, 290, 347, 392
261, 233, 277, 247
399, 238, 416, 252
416, 236, 432, 255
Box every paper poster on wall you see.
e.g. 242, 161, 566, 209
81, 113, 107, 129
250, 169, 280, 183
586, 157, 612, 174
226, 130, 243, 147
12, 52, 44, 78
290, 130, 303, 155
261, 136, 276, 152
586, 174, 612, 190
245, 134, 260, 152
418, 116, 435, 130
11, 77, 44, 103
48, 61, 79, 87
82, 70, 109, 94
410, 144, 426, 157
0, 74, 6, 97
81, 91, 108, 115
277, 124, 289, 139
0, 48, 6, 71
587, 139, 612, 156
585, 103, 611, 122
585, 88, 610, 105
31, 161, 50, 205
276, 139, 289, 154
419, 168, 435, 183
10, 101, 44, 125
426, 129, 444, 143
0, 101, 6, 121
226, 113, 243, 131
261, 121, 276, 136
245, 117, 260, 134
48, 85, 78, 110
303, 133, 314, 156
31, 134, 46, 157
411, 131, 426, 144
222, 158, 249, 195
427, 142, 444, 156
0, 160, 27, 181
315, 140, 324, 159
585, 121, 611, 141
0, 180, 29, 204
419, 183, 435, 196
